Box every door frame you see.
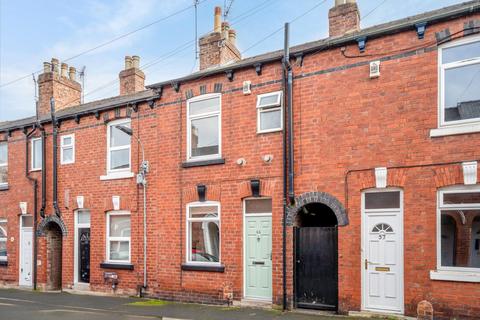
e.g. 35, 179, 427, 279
74, 210, 90, 284
361, 188, 404, 314
243, 197, 272, 301
18, 214, 33, 287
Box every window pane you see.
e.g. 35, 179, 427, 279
110, 149, 130, 170
21, 216, 33, 228
0, 221, 6, 238
189, 206, 218, 218
110, 123, 131, 147
78, 210, 91, 224
443, 41, 480, 64
0, 241, 6, 258
190, 221, 219, 262
441, 210, 480, 268
109, 215, 130, 237
259, 93, 280, 106
62, 148, 73, 163
365, 192, 400, 209
0, 166, 7, 185
63, 137, 72, 145
444, 63, 480, 122
109, 241, 129, 261
443, 192, 480, 205
245, 199, 272, 214
191, 116, 219, 157
189, 97, 219, 116
260, 109, 281, 131
0, 143, 7, 164
33, 140, 42, 169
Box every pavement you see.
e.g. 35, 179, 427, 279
0, 288, 362, 320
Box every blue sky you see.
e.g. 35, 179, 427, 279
0, 0, 462, 121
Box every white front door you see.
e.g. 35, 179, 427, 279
19, 216, 33, 287
362, 191, 403, 314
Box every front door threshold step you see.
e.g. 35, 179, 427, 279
349, 311, 415, 319
234, 298, 272, 309
292, 308, 337, 317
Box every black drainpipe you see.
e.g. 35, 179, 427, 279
40, 128, 46, 218
25, 125, 38, 290
282, 22, 292, 311
50, 98, 60, 217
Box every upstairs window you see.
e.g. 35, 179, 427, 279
437, 188, 480, 271
186, 202, 220, 265
31, 138, 42, 171
0, 143, 7, 186
187, 94, 221, 161
0, 219, 6, 261
60, 134, 75, 165
107, 119, 131, 173
257, 91, 283, 133
439, 35, 480, 126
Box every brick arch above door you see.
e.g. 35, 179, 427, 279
287, 192, 348, 227
37, 215, 68, 237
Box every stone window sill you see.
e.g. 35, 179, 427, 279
181, 263, 225, 272
181, 158, 225, 168
0, 184, 8, 191
430, 270, 480, 283
430, 123, 480, 137
100, 171, 134, 181
100, 262, 134, 270
0, 260, 7, 266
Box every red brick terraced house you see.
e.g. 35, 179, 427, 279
1, 1, 480, 318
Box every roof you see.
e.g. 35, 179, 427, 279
2, 0, 480, 133
147, 0, 480, 89
0, 89, 157, 132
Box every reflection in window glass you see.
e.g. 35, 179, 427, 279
442, 41, 480, 64
440, 210, 480, 268
108, 121, 131, 172
443, 192, 480, 205
365, 191, 400, 209
107, 213, 131, 262
191, 116, 219, 157
187, 204, 220, 264
259, 109, 282, 131
77, 210, 91, 224
245, 199, 272, 214
32, 139, 42, 170
0, 142, 7, 185
0, 220, 6, 261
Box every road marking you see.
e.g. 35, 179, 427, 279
0, 302, 16, 306
0, 297, 35, 303
39, 309, 102, 314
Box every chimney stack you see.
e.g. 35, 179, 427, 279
199, 6, 241, 70
119, 55, 145, 95
329, 0, 360, 37
37, 58, 82, 116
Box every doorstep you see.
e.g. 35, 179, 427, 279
292, 308, 338, 317
349, 311, 416, 319
234, 298, 273, 309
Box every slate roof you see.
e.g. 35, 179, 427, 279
2, 0, 480, 132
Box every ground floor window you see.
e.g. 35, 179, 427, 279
0, 219, 6, 261
106, 211, 130, 263
186, 202, 220, 264
438, 188, 480, 270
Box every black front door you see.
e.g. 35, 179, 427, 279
295, 226, 338, 310
78, 228, 90, 283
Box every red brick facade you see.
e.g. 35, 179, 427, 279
1, 2, 480, 319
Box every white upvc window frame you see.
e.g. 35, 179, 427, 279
106, 211, 131, 264
106, 118, 131, 175
186, 93, 222, 162
0, 218, 6, 262
185, 201, 221, 266
0, 142, 7, 187
256, 91, 283, 134
31, 137, 42, 171
60, 134, 75, 165
431, 185, 480, 282
435, 34, 480, 130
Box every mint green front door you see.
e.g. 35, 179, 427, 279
245, 215, 272, 300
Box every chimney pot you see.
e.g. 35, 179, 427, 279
132, 55, 140, 69
51, 58, 59, 73
229, 29, 236, 45
125, 56, 133, 70
69, 67, 76, 81
43, 62, 51, 73
61, 63, 68, 78
214, 6, 222, 33
222, 21, 230, 40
